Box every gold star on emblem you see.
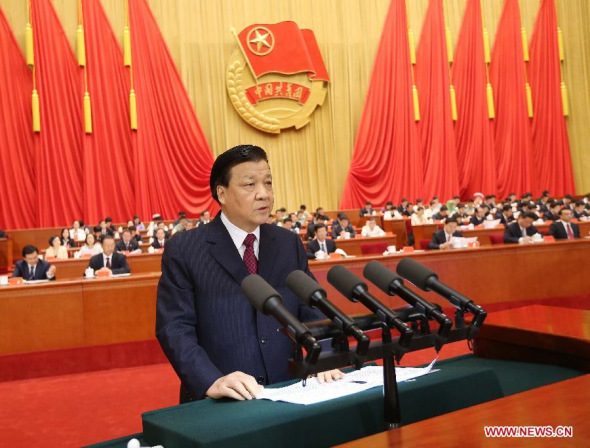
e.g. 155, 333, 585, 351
249, 30, 271, 53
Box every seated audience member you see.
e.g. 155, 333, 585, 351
87, 235, 130, 276
46, 235, 69, 260
283, 216, 300, 234
307, 214, 328, 239
416, 198, 425, 208
574, 201, 588, 220
451, 203, 469, 223
548, 208, 580, 240
173, 211, 186, 226
129, 225, 142, 243
428, 217, 463, 250
12, 245, 57, 280
78, 233, 103, 257
495, 204, 514, 226
0, 229, 5, 238
504, 212, 540, 244
405, 203, 415, 217
470, 207, 488, 226
274, 208, 286, 226
70, 221, 86, 242
296, 210, 307, 225
99, 220, 114, 237
465, 198, 476, 215
197, 210, 211, 227
307, 223, 337, 259
473, 192, 484, 208
173, 217, 191, 235
133, 215, 146, 231
507, 192, 518, 204
288, 213, 302, 231
383, 202, 402, 220
397, 199, 410, 216
155, 221, 171, 239
315, 207, 325, 219
537, 193, 550, 214
185, 219, 195, 231
432, 205, 449, 222
360, 201, 377, 217
116, 229, 142, 253
445, 200, 457, 216
93, 225, 104, 242
543, 201, 562, 222
60, 228, 76, 248
332, 214, 356, 239
104, 217, 116, 232
411, 206, 433, 225
484, 195, 497, 212
562, 194, 574, 210
151, 228, 169, 249
361, 216, 386, 237
299, 204, 311, 220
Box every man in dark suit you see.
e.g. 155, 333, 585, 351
548, 208, 580, 240
87, 235, 130, 275
573, 201, 588, 220
307, 223, 337, 259
470, 207, 488, 226
504, 212, 540, 244
115, 229, 141, 253
0, 229, 6, 238
151, 228, 169, 249
129, 225, 143, 243
428, 217, 463, 250
495, 204, 514, 226
12, 245, 57, 280
543, 201, 562, 222
156, 145, 342, 404
332, 214, 356, 239
99, 220, 115, 238
359, 201, 376, 217
432, 205, 449, 222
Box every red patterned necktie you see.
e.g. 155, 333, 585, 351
566, 224, 574, 239
106, 257, 111, 269
243, 234, 258, 275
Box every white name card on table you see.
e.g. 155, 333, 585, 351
483, 219, 501, 229
257, 358, 438, 405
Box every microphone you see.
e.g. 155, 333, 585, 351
327, 265, 413, 345
241, 275, 321, 356
396, 258, 486, 328
363, 260, 452, 337
286, 270, 370, 356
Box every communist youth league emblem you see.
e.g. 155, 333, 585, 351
227, 21, 330, 134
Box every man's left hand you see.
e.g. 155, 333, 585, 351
315, 369, 345, 384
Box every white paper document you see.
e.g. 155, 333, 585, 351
449, 236, 478, 248
257, 358, 438, 405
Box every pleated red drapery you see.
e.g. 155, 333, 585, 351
340, 0, 423, 208
528, 0, 575, 196
31, 0, 84, 227
452, 0, 497, 200
128, 0, 218, 218
415, 0, 460, 202
489, 0, 534, 198
82, 0, 135, 224
0, 6, 37, 229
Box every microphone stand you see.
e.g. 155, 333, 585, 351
381, 322, 401, 428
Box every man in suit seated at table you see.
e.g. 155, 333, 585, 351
360, 201, 376, 217
428, 217, 463, 250
573, 201, 588, 220
432, 205, 449, 222
361, 216, 386, 237
470, 207, 488, 226
504, 212, 540, 244
495, 204, 514, 226
151, 227, 169, 249
548, 208, 580, 240
332, 214, 356, 239
88, 235, 130, 276
307, 223, 337, 259
129, 225, 142, 243
115, 229, 142, 254
543, 201, 562, 222
12, 245, 57, 281
99, 220, 115, 238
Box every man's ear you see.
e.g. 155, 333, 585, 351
217, 185, 226, 205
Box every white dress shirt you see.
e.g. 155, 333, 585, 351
361, 225, 386, 237
221, 212, 260, 260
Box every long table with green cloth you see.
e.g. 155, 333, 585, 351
87, 355, 584, 448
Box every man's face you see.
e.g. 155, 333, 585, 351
444, 222, 457, 234
24, 252, 39, 266
316, 227, 327, 241
519, 217, 534, 229
505, 209, 513, 217
204, 211, 210, 220
284, 220, 293, 229
123, 232, 131, 243
156, 229, 165, 240
103, 239, 115, 256
477, 208, 486, 217
440, 210, 447, 217
575, 205, 584, 213
340, 219, 349, 228
217, 161, 273, 233
560, 209, 573, 223
73, 221, 80, 229
100, 221, 106, 229
368, 220, 376, 229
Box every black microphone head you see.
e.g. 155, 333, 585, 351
286, 270, 325, 307
363, 260, 403, 294
327, 265, 367, 301
396, 258, 438, 290
241, 274, 282, 314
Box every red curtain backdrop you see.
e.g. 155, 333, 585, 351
528, 0, 575, 196
340, 0, 423, 208
31, 0, 84, 227
82, 0, 135, 224
415, 0, 460, 202
128, 0, 218, 219
0, 6, 37, 229
489, 0, 535, 198
452, 0, 497, 200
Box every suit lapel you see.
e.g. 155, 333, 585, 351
207, 216, 249, 284
258, 224, 278, 280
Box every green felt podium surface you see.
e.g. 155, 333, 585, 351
88, 355, 583, 448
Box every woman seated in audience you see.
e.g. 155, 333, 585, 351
60, 228, 76, 248
46, 235, 68, 260
411, 206, 433, 226
133, 215, 146, 231
383, 202, 402, 220
77, 233, 103, 257
69, 221, 86, 242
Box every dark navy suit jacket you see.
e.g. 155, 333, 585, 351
156, 215, 324, 402
428, 229, 463, 250
504, 222, 539, 243
548, 221, 580, 239
12, 259, 55, 280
